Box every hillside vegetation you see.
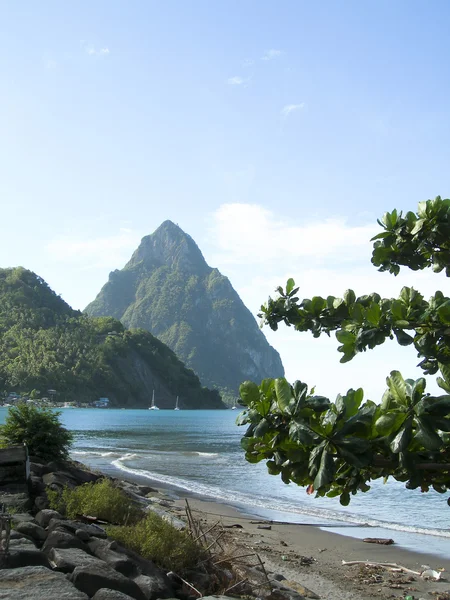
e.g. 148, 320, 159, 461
86, 220, 284, 403
0, 267, 223, 408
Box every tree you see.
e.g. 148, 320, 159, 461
0, 404, 73, 461
238, 196, 450, 507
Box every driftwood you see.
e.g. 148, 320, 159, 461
363, 537, 395, 545
342, 560, 421, 576
257, 525, 272, 530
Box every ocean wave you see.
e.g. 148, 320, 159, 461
72, 450, 120, 458
110, 457, 450, 539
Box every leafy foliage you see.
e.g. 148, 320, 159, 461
47, 478, 142, 524
239, 197, 450, 505
0, 404, 72, 461
107, 512, 204, 572
0, 267, 222, 408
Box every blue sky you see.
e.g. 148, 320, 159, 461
1, 1, 449, 399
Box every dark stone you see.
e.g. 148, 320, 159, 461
0, 565, 89, 599
70, 563, 146, 600
88, 538, 137, 576
43, 461, 101, 485
0, 492, 32, 511
42, 528, 89, 553
29, 475, 46, 494
133, 574, 174, 600
48, 547, 107, 573
11, 513, 35, 525
49, 518, 107, 539
35, 508, 63, 528
15, 521, 47, 543
9, 538, 37, 550
114, 543, 170, 582
34, 495, 49, 511
76, 528, 91, 542
42, 471, 78, 489
10, 530, 35, 543
29, 462, 45, 477
92, 589, 137, 600
5, 548, 51, 569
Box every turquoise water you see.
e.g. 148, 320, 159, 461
2, 407, 450, 558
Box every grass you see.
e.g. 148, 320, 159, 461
106, 511, 205, 572
47, 478, 142, 525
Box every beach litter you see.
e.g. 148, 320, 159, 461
363, 537, 395, 545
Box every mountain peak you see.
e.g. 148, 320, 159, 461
127, 221, 209, 274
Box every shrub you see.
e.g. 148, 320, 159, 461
107, 511, 204, 572
0, 404, 72, 461
47, 478, 142, 525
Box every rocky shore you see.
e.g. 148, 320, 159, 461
0, 458, 327, 600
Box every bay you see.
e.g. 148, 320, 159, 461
1, 407, 449, 558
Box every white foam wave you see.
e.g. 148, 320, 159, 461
72, 450, 120, 458
195, 452, 219, 457
110, 458, 450, 539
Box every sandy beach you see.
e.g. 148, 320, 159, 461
110, 463, 450, 600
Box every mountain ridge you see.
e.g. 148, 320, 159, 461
85, 221, 285, 400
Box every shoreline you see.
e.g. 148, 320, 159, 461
88, 460, 450, 600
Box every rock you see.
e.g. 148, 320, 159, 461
9, 538, 37, 550
88, 538, 137, 576
145, 505, 186, 530
93, 589, 137, 600
0, 565, 89, 599
137, 485, 157, 495
10, 530, 35, 543
5, 547, 51, 569
42, 471, 78, 489
42, 528, 89, 553
11, 513, 35, 525
48, 547, 107, 573
29, 462, 45, 477
29, 475, 46, 494
76, 528, 91, 542
0, 492, 32, 511
15, 521, 47, 543
268, 587, 307, 600
133, 573, 174, 600
35, 508, 63, 528
282, 582, 319, 600
34, 495, 49, 511
70, 563, 146, 600
49, 518, 107, 539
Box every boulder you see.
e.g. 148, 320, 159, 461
5, 548, 51, 569
35, 508, 63, 528
76, 528, 91, 542
133, 573, 174, 600
0, 492, 32, 511
93, 589, 137, 600
11, 513, 35, 525
48, 547, 107, 573
88, 538, 137, 576
10, 530, 35, 543
0, 565, 88, 599
34, 495, 49, 511
15, 521, 47, 543
29, 461, 45, 477
42, 471, 78, 489
42, 528, 89, 553
29, 475, 46, 494
70, 563, 146, 600
49, 518, 107, 539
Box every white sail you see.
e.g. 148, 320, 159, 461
149, 390, 160, 410
174, 396, 180, 410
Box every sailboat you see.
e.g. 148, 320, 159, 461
231, 399, 238, 410
148, 390, 160, 410
174, 396, 180, 410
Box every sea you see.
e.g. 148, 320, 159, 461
2, 407, 450, 559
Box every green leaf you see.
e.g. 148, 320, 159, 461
374, 412, 406, 436
390, 419, 412, 453
340, 491, 350, 506
414, 417, 443, 450
386, 371, 409, 406
239, 381, 260, 406
438, 302, 450, 325
344, 289, 356, 306
286, 278, 295, 295
313, 449, 335, 490
394, 329, 414, 346
289, 420, 320, 446
275, 378, 293, 413
366, 303, 381, 326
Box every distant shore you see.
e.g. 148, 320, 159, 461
91, 459, 450, 600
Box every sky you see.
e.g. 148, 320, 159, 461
1, 1, 449, 401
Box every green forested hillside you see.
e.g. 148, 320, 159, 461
0, 267, 223, 408
85, 221, 284, 403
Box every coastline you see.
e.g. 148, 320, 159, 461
94, 460, 450, 600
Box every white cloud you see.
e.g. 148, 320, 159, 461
227, 76, 246, 85
46, 229, 140, 269
242, 58, 254, 67
204, 203, 446, 400
81, 41, 110, 57
45, 59, 58, 70
262, 49, 283, 61
281, 103, 305, 117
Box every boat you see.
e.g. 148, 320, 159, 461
231, 399, 238, 410
148, 390, 160, 411
174, 396, 180, 410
